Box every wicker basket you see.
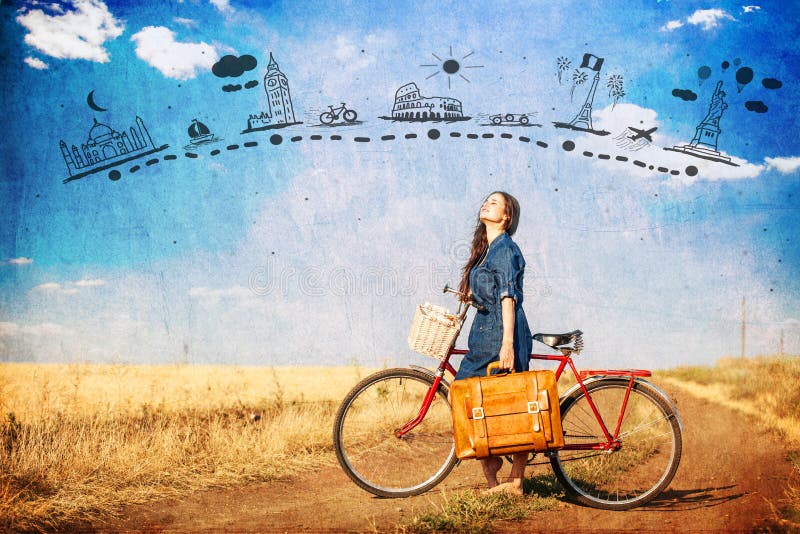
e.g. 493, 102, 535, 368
408, 303, 462, 360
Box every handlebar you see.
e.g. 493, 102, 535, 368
443, 284, 486, 312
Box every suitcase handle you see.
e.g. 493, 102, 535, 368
486, 361, 514, 376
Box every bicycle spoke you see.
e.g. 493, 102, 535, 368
334, 369, 457, 497
617, 414, 672, 439
551, 379, 682, 510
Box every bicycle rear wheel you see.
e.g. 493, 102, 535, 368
319, 111, 334, 124
550, 377, 682, 510
333, 368, 457, 497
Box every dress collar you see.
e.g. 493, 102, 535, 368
477, 232, 508, 266
487, 231, 509, 250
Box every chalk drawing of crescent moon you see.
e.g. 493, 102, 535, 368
87, 90, 108, 112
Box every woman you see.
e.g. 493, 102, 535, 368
455, 191, 533, 495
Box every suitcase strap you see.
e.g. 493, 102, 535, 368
525, 373, 549, 450
466, 380, 489, 458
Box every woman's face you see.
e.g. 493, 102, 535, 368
479, 193, 508, 227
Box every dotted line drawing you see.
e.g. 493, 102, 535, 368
110, 128, 698, 181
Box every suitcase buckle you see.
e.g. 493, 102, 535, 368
472, 407, 485, 420
527, 401, 540, 414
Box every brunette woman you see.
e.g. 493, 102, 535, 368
455, 191, 533, 494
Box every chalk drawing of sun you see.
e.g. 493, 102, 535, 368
421, 46, 484, 89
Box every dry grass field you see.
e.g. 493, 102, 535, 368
659, 355, 800, 526
2, 356, 799, 532
659, 355, 800, 443
0, 363, 376, 532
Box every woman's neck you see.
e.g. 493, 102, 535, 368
484, 223, 505, 245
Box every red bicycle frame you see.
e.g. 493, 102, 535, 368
396, 346, 652, 453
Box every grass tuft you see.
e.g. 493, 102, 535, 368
786, 451, 800, 526
403, 474, 561, 533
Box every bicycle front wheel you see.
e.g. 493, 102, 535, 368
550, 377, 682, 510
333, 368, 457, 497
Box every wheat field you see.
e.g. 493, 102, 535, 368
0, 363, 376, 532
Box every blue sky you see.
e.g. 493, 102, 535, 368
0, 0, 798, 368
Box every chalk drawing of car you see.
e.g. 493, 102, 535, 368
489, 113, 531, 125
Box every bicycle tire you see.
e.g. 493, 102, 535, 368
333, 368, 458, 498
320, 111, 334, 125
550, 377, 682, 510
343, 109, 357, 122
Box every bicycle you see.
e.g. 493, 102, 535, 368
333, 285, 683, 510
320, 102, 358, 125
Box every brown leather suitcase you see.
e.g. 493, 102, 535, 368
450, 363, 564, 460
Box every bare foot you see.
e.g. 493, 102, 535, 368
481, 457, 503, 488
484, 480, 523, 495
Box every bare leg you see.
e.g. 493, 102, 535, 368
486, 452, 527, 495
480, 456, 503, 488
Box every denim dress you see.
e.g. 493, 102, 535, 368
455, 232, 533, 380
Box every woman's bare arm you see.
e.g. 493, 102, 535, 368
499, 297, 515, 369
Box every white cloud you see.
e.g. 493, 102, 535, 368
662, 8, 736, 32
742, 5, 761, 14
209, 0, 234, 14
764, 156, 800, 174
212, 40, 238, 56
32, 282, 63, 292
24, 56, 48, 69
686, 9, 735, 30
30, 278, 107, 294
661, 19, 684, 31
42, 3, 66, 14
74, 278, 106, 287
173, 17, 198, 28
7, 257, 33, 265
130, 26, 218, 80
668, 154, 764, 184
16, 0, 124, 62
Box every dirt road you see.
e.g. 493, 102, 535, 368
93, 383, 794, 533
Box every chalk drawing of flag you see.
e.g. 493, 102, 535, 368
579, 53, 605, 72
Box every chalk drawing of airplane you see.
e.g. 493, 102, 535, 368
627, 126, 657, 142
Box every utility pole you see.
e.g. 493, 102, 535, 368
780, 329, 785, 356
740, 297, 746, 358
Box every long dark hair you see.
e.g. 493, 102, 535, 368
457, 191, 520, 300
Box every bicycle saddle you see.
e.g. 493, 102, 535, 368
533, 330, 583, 349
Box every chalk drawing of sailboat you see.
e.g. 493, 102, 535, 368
188, 119, 214, 144
184, 119, 221, 150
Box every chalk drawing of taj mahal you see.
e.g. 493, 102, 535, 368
61, 116, 168, 183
